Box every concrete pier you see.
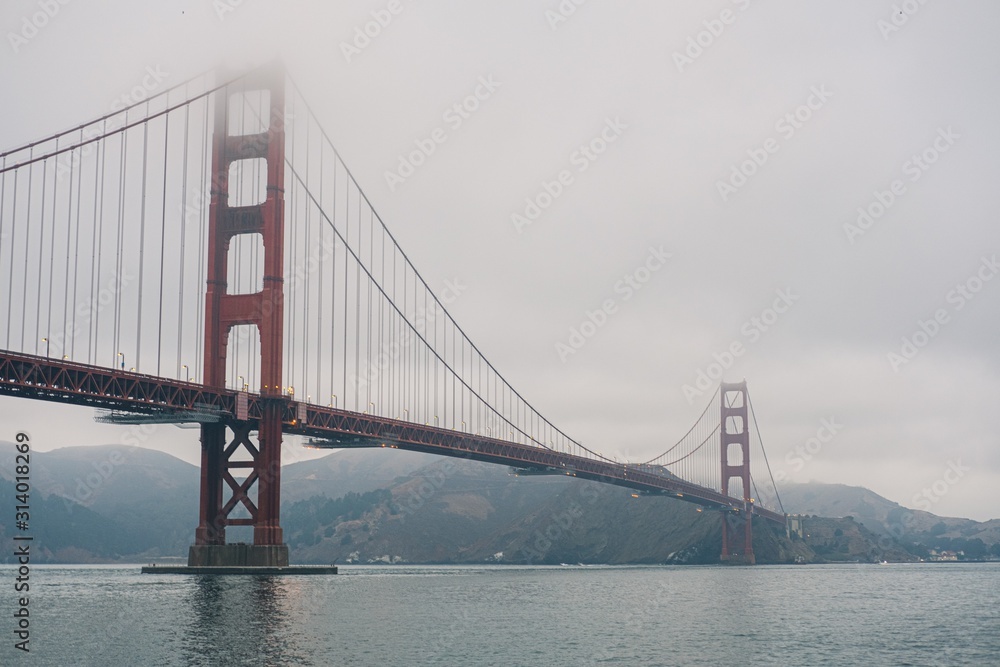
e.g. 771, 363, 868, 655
141, 564, 338, 575
187, 544, 290, 567
140, 543, 337, 575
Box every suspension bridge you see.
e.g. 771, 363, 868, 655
0, 63, 784, 568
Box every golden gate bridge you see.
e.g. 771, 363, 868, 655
0, 63, 784, 569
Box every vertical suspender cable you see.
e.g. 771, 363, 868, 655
46, 147, 58, 355
156, 112, 170, 376
0, 155, 6, 347
195, 99, 209, 382
92, 124, 107, 366
136, 117, 150, 371
177, 101, 190, 379
63, 142, 76, 357
113, 113, 127, 366
5, 169, 17, 347
70, 135, 85, 360
21, 150, 33, 351
37, 152, 49, 354
316, 115, 324, 401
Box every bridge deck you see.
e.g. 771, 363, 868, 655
0, 351, 785, 525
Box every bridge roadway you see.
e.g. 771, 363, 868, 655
0, 350, 785, 525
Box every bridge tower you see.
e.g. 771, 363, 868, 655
720, 381, 755, 565
189, 64, 289, 568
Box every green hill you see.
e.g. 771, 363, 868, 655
4, 443, 993, 564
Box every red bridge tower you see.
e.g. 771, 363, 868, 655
189, 65, 289, 567
720, 381, 755, 565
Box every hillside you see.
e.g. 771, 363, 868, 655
280, 455, 917, 566
781, 482, 1000, 559
282, 447, 433, 503
1, 444, 992, 564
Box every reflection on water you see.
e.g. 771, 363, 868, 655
183, 575, 313, 666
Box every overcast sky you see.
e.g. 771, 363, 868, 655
1, 1, 998, 520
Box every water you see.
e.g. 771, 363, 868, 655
3, 563, 998, 666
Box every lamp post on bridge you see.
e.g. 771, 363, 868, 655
41, 337, 49, 357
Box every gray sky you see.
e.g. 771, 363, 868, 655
1, 1, 998, 520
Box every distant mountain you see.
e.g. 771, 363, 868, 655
0, 477, 134, 562
0, 442, 200, 559
280, 457, 914, 566
282, 447, 434, 503
2, 443, 992, 564
781, 482, 1000, 560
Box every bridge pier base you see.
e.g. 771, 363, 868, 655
188, 543, 289, 567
